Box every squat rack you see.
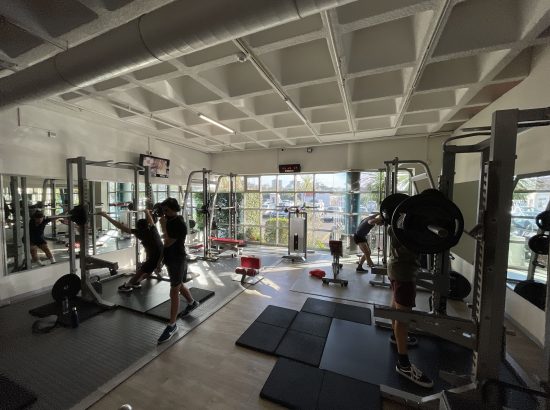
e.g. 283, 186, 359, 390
66, 156, 150, 305
374, 107, 550, 407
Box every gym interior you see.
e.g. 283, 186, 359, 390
1, 1, 550, 409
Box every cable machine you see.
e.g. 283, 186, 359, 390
183, 169, 240, 261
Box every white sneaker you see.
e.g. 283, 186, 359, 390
35, 260, 45, 266
50, 258, 56, 264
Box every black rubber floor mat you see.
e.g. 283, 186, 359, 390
145, 288, 215, 320
0, 374, 37, 410
100, 276, 171, 313
260, 358, 324, 410
235, 321, 288, 354
56, 299, 109, 327
289, 312, 332, 338
29, 301, 61, 318
29, 298, 108, 326
333, 303, 372, 325
301, 298, 337, 317
320, 319, 472, 396
256, 305, 298, 328
317, 371, 381, 410
275, 330, 326, 367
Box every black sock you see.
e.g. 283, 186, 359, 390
398, 354, 410, 368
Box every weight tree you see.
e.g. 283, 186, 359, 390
65, 157, 150, 305
375, 107, 550, 407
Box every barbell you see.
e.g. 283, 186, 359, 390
49, 201, 166, 226
380, 190, 464, 254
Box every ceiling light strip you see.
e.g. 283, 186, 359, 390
198, 113, 235, 134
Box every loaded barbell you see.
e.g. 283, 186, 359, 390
380, 190, 464, 254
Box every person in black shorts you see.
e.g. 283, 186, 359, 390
29, 210, 56, 266
381, 208, 433, 388
354, 213, 381, 272
157, 198, 199, 344
100, 209, 163, 292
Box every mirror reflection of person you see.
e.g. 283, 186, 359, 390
28, 210, 56, 266
99, 210, 163, 293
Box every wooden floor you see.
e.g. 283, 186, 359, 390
89, 255, 542, 410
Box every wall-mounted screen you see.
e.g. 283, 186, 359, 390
139, 154, 170, 178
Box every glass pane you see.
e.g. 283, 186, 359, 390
314, 172, 347, 192
217, 176, 230, 192
359, 172, 382, 192
235, 176, 245, 192
246, 176, 259, 191
296, 174, 314, 191
261, 175, 277, 192
278, 174, 295, 192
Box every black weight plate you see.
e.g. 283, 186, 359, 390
392, 194, 464, 254
514, 280, 546, 310
449, 271, 471, 300
380, 193, 409, 222
51, 273, 81, 302
536, 210, 550, 231
528, 234, 549, 255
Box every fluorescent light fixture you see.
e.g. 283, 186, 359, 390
284, 98, 307, 124
198, 113, 235, 134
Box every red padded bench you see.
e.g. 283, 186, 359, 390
209, 237, 246, 257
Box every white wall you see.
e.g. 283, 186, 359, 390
212, 135, 447, 177
0, 104, 210, 184
451, 44, 550, 345
0, 102, 209, 301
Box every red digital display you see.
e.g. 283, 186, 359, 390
279, 164, 301, 173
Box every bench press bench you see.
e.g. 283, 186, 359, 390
209, 237, 246, 257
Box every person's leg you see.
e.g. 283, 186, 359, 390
169, 284, 182, 324
356, 242, 370, 271
363, 242, 374, 266
38, 243, 54, 262
392, 280, 432, 388
30, 245, 39, 262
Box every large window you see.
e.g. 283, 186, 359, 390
237, 170, 410, 250
507, 173, 550, 282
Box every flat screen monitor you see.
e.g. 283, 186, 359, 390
139, 154, 170, 178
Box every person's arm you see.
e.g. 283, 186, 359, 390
145, 209, 155, 226
160, 216, 176, 247
99, 211, 132, 234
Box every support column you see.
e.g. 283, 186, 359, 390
347, 171, 361, 252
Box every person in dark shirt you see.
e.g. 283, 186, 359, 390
354, 213, 382, 272
29, 210, 55, 266
381, 207, 433, 389
100, 209, 163, 293
157, 197, 199, 344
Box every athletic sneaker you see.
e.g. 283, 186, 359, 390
130, 282, 142, 289
118, 284, 133, 293
390, 334, 418, 347
180, 300, 200, 317
35, 260, 45, 266
396, 363, 433, 388
356, 266, 368, 272
50, 258, 56, 264
158, 323, 178, 344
